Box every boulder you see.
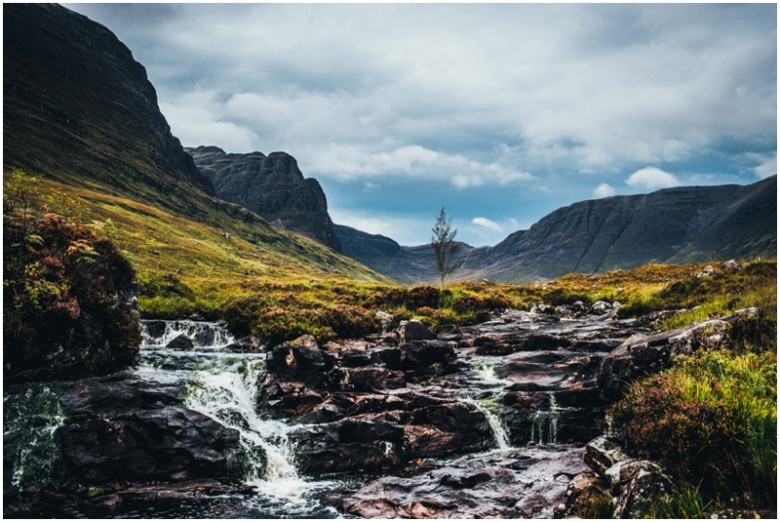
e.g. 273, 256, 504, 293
588, 301, 613, 315
57, 407, 246, 484
398, 320, 436, 343
584, 436, 631, 477
260, 378, 324, 417
611, 461, 675, 518
721, 259, 741, 273
554, 472, 612, 518
598, 318, 731, 400
265, 340, 334, 388
165, 333, 194, 350
401, 340, 458, 376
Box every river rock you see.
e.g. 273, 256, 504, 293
588, 301, 613, 315
401, 340, 458, 376
265, 340, 335, 388
260, 378, 324, 417
398, 320, 436, 343
611, 460, 675, 518
555, 472, 612, 518
166, 333, 194, 350
58, 406, 246, 484
598, 318, 731, 400
584, 435, 631, 476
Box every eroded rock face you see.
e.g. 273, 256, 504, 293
598, 318, 732, 400
56, 373, 248, 484
186, 146, 342, 251
335, 447, 588, 519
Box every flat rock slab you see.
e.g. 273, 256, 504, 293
335, 446, 587, 519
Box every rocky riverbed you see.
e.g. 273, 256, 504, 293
3, 303, 756, 518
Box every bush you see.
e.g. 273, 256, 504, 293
4, 212, 140, 380
251, 305, 380, 347
610, 350, 777, 508
222, 294, 275, 336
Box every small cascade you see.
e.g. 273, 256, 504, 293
141, 320, 235, 350
464, 356, 513, 451
137, 320, 323, 505
3, 385, 65, 488
530, 394, 560, 445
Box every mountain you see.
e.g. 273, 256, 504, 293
335, 224, 482, 285
336, 177, 777, 284
4, 3, 213, 211
186, 146, 341, 251
3, 2, 386, 311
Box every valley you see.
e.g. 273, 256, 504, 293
3, 3, 777, 520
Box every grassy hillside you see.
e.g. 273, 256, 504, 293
3, 171, 390, 318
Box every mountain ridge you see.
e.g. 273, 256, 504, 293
186, 146, 342, 251
336, 177, 777, 284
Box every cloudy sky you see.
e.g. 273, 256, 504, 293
67, 3, 776, 246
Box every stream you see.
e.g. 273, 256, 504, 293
4, 306, 637, 518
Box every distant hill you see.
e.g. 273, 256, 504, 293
3, 3, 386, 306
336, 177, 777, 284
187, 146, 341, 251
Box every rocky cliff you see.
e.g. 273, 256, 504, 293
4, 3, 214, 208
337, 177, 777, 284
187, 146, 341, 251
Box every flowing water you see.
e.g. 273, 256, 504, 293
5, 313, 617, 518
137, 321, 339, 517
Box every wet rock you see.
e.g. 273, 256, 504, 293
588, 301, 613, 315
260, 378, 324, 417
408, 402, 494, 456
401, 340, 458, 376
338, 447, 587, 519
611, 461, 675, 518
142, 320, 168, 340
398, 320, 436, 343
265, 341, 334, 388
331, 366, 406, 391
58, 407, 246, 484
555, 472, 612, 518
475, 333, 572, 356
338, 349, 373, 367
598, 318, 731, 400
166, 333, 194, 350
291, 411, 405, 472
584, 436, 631, 476
498, 351, 604, 392
224, 336, 262, 352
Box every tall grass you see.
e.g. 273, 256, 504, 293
611, 350, 777, 509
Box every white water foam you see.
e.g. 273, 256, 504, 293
138, 320, 330, 507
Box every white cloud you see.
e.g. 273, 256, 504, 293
472, 217, 503, 233
751, 153, 777, 179
328, 209, 432, 246
593, 183, 616, 198
626, 167, 681, 190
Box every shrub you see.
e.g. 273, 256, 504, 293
222, 294, 275, 336
4, 212, 140, 380
610, 350, 777, 507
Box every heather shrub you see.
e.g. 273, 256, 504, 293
4, 212, 140, 380
222, 294, 275, 336
610, 350, 777, 507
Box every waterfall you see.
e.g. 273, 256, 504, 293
465, 356, 513, 451
138, 320, 324, 503
530, 394, 559, 445
3, 385, 65, 488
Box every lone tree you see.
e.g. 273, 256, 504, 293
431, 207, 459, 288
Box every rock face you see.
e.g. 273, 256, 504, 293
4, 4, 213, 208
187, 146, 341, 251
56, 373, 247, 484
335, 177, 776, 284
